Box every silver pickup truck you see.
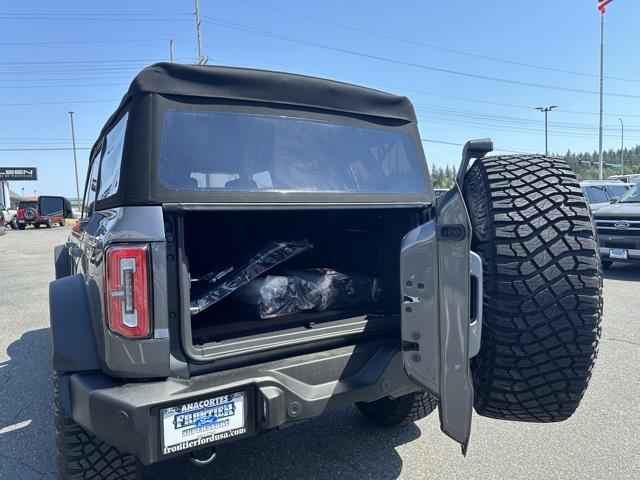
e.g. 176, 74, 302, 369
594, 182, 640, 266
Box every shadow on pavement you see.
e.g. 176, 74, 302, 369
0, 328, 55, 479
1, 328, 420, 479
145, 407, 420, 480
603, 263, 640, 281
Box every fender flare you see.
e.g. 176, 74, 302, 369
54, 244, 72, 279
49, 274, 100, 373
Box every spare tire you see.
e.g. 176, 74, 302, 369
463, 154, 602, 422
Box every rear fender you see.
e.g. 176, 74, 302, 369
49, 274, 100, 373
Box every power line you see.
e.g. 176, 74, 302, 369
236, 0, 640, 84
0, 12, 189, 16
200, 17, 640, 99
0, 58, 178, 65
0, 15, 191, 23
0, 38, 169, 47
0, 82, 127, 89
0, 147, 92, 151
0, 99, 118, 107
204, 45, 640, 120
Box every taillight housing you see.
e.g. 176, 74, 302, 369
105, 244, 151, 338
17, 208, 24, 219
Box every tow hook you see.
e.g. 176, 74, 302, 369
189, 446, 217, 466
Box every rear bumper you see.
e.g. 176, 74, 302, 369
65, 341, 417, 465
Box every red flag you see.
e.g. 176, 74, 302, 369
598, 0, 614, 13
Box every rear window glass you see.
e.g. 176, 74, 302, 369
19, 201, 37, 208
159, 110, 426, 194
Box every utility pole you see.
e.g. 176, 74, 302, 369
535, 105, 558, 155
68, 112, 81, 205
194, 0, 206, 64
597, 9, 605, 179
169, 39, 174, 62
619, 118, 624, 175
597, 0, 614, 179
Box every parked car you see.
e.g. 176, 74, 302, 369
47, 63, 602, 479
16, 198, 69, 229
0, 201, 17, 229
0, 209, 6, 235
608, 173, 640, 184
581, 180, 631, 212
593, 182, 640, 267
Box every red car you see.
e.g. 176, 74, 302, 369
17, 198, 67, 229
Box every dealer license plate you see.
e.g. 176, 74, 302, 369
609, 249, 628, 260
161, 392, 247, 455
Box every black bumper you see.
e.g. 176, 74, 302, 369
65, 341, 417, 465
597, 234, 640, 263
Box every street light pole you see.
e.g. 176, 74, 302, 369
535, 105, 558, 155
68, 112, 81, 205
619, 118, 624, 175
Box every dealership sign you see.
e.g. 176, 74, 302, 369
0, 167, 38, 181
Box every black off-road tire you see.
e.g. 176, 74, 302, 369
46, 218, 53, 228
54, 374, 141, 479
356, 391, 438, 426
10, 217, 18, 229
463, 155, 602, 422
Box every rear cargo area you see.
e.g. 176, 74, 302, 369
181, 209, 423, 352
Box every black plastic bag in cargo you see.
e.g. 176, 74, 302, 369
234, 275, 321, 318
234, 268, 381, 319
291, 268, 381, 311
190, 239, 313, 314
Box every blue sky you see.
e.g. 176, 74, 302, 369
1, 0, 639, 198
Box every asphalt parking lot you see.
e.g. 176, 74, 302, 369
1, 226, 639, 480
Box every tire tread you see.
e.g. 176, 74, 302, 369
464, 155, 602, 422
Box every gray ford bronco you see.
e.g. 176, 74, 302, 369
44, 63, 602, 479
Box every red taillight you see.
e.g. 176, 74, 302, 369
105, 244, 151, 338
17, 208, 24, 219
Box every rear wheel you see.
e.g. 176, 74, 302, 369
356, 391, 438, 426
46, 218, 53, 228
9, 217, 18, 229
463, 154, 602, 422
54, 373, 141, 480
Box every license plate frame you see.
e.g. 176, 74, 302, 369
160, 390, 250, 456
609, 249, 628, 260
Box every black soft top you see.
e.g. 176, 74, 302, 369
92, 63, 431, 209
107, 62, 416, 129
